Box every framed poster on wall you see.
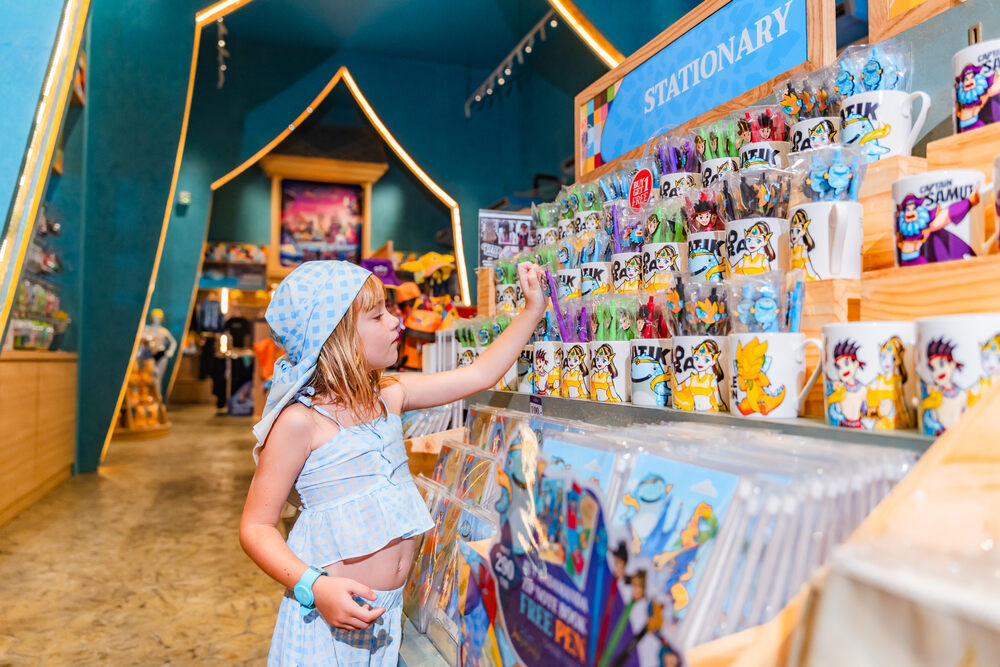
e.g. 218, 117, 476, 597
260, 154, 387, 279
478, 210, 533, 267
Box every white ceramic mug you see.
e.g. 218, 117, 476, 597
822, 322, 917, 431
611, 252, 643, 292
457, 346, 479, 368
660, 171, 702, 198
558, 218, 575, 241
532, 341, 562, 397
517, 345, 534, 393
580, 262, 613, 298
537, 226, 559, 246
590, 340, 630, 403
686, 231, 727, 282
725, 217, 789, 275
560, 341, 591, 399
788, 202, 863, 280
915, 313, 1000, 436
739, 141, 791, 170
952, 39, 1000, 134
891, 169, 996, 267
671, 335, 729, 412
840, 90, 931, 162
701, 156, 739, 186
643, 242, 686, 289
630, 339, 672, 407
729, 332, 823, 419
790, 116, 840, 152
556, 268, 582, 301
495, 282, 518, 315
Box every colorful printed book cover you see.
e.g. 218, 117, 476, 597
432, 443, 467, 492
608, 453, 739, 652
466, 407, 499, 448
482, 413, 509, 456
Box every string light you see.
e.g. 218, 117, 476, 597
464, 10, 555, 117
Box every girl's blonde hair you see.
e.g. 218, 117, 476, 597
304, 274, 395, 421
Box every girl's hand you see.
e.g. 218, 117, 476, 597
313, 575, 386, 631
518, 262, 547, 318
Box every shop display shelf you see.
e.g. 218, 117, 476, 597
860, 253, 1000, 321
476, 266, 495, 317
468, 390, 934, 453
926, 123, 1000, 242
858, 156, 927, 272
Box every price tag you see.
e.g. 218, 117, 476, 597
529, 395, 543, 416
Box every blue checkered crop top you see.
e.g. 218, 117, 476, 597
285, 392, 434, 567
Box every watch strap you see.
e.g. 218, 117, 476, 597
294, 565, 328, 616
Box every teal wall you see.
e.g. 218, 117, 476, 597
570, 0, 699, 58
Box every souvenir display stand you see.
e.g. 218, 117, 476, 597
114, 358, 170, 438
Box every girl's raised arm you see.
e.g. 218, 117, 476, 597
394, 263, 547, 411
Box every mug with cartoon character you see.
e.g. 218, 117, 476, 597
725, 217, 789, 276
612, 252, 644, 292
687, 233, 727, 283
560, 341, 591, 399
556, 268, 582, 301
700, 157, 739, 186
517, 345, 534, 393
789, 116, 840, 152
495, 282, 518, 315
952, 39, 1000, 134
457, 346, 479, 369
532, 341, 562, 397
670, 336, 729, 412
916, 313, 1000, 436
839, 90, 930, 162
643, 242, 686, 290
787, 202, 863, 280
660, 171, 702, 198
581, 262, 613, 298
739, 141, 791, 170
630, 338, 671, 407
590, 341, 630, 403
729, 332, 823, 419
891, 170, 996, 267
822, 322, 916, 431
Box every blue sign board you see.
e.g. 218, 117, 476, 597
593, 0, 808, 163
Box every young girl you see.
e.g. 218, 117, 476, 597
241, 260, 546, 666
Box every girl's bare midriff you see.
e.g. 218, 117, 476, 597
323, 536, 416, 591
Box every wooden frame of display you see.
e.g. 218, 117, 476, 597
260, 154, 388, 280
573, 0, 836, 180
868, 0, 963, 42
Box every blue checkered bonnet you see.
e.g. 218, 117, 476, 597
252, 261, 371, 462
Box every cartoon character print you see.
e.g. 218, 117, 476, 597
516, 347, 533, 391
532, 347, 557, 396
688, 244, 725, 283
616, 254, 643, 292
591, 343, 623, 402
631, 352, 671, 407
955, 62, 1000, 132
458, 348, 478, 368
655, 502, 718, 620
841, 113, 891, 161
497, 284, 517, 314
561, 344, 589, 399
645, 245, 681, 291
970, 332, 1000, 404
895, 191, 979, 266
826, 339, 872, 429
730, 221, 776, 275
494, 430, 543, 561
673, 340, 726, 412
581, 266, 611, 297
919, 337, 969, 436
733, 337, 786, 415
539, 227, 559, 245
866, 335, 912, 429
789, 209, 819, 280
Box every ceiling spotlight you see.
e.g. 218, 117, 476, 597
218, 40, 226, 47
220, 64, 227, 71
550, 19, 558, 28
504, 67, 512, 76
216, 17, 223, 23
475, 94, 482, 102
497, 76, 506, 85
525, 44, 532, 54
486, 87, 493, 95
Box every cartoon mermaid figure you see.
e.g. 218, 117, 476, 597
561, 344, 589, 399
841, 113, 891, 161
789, 210, 819, 280
955, 63, 1000, 132
866, 335, 912, 429
895, 191, 979, 266
673, 340, 726, 412
920, 338, 968, 436
731, 221, 775, 275
591, 343, 622, 402
826, 339, 872, 429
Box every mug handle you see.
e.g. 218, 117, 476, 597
906, 91, 931, 152
829, 204, 847, 276
979, 181, 998, 255
796, 338, 825, 413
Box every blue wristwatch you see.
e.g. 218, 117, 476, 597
293, 565, 329, 617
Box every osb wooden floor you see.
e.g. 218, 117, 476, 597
0, 404, 444, 666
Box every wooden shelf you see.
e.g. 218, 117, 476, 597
858, 156, 927, 272
0, 350, 78, 362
